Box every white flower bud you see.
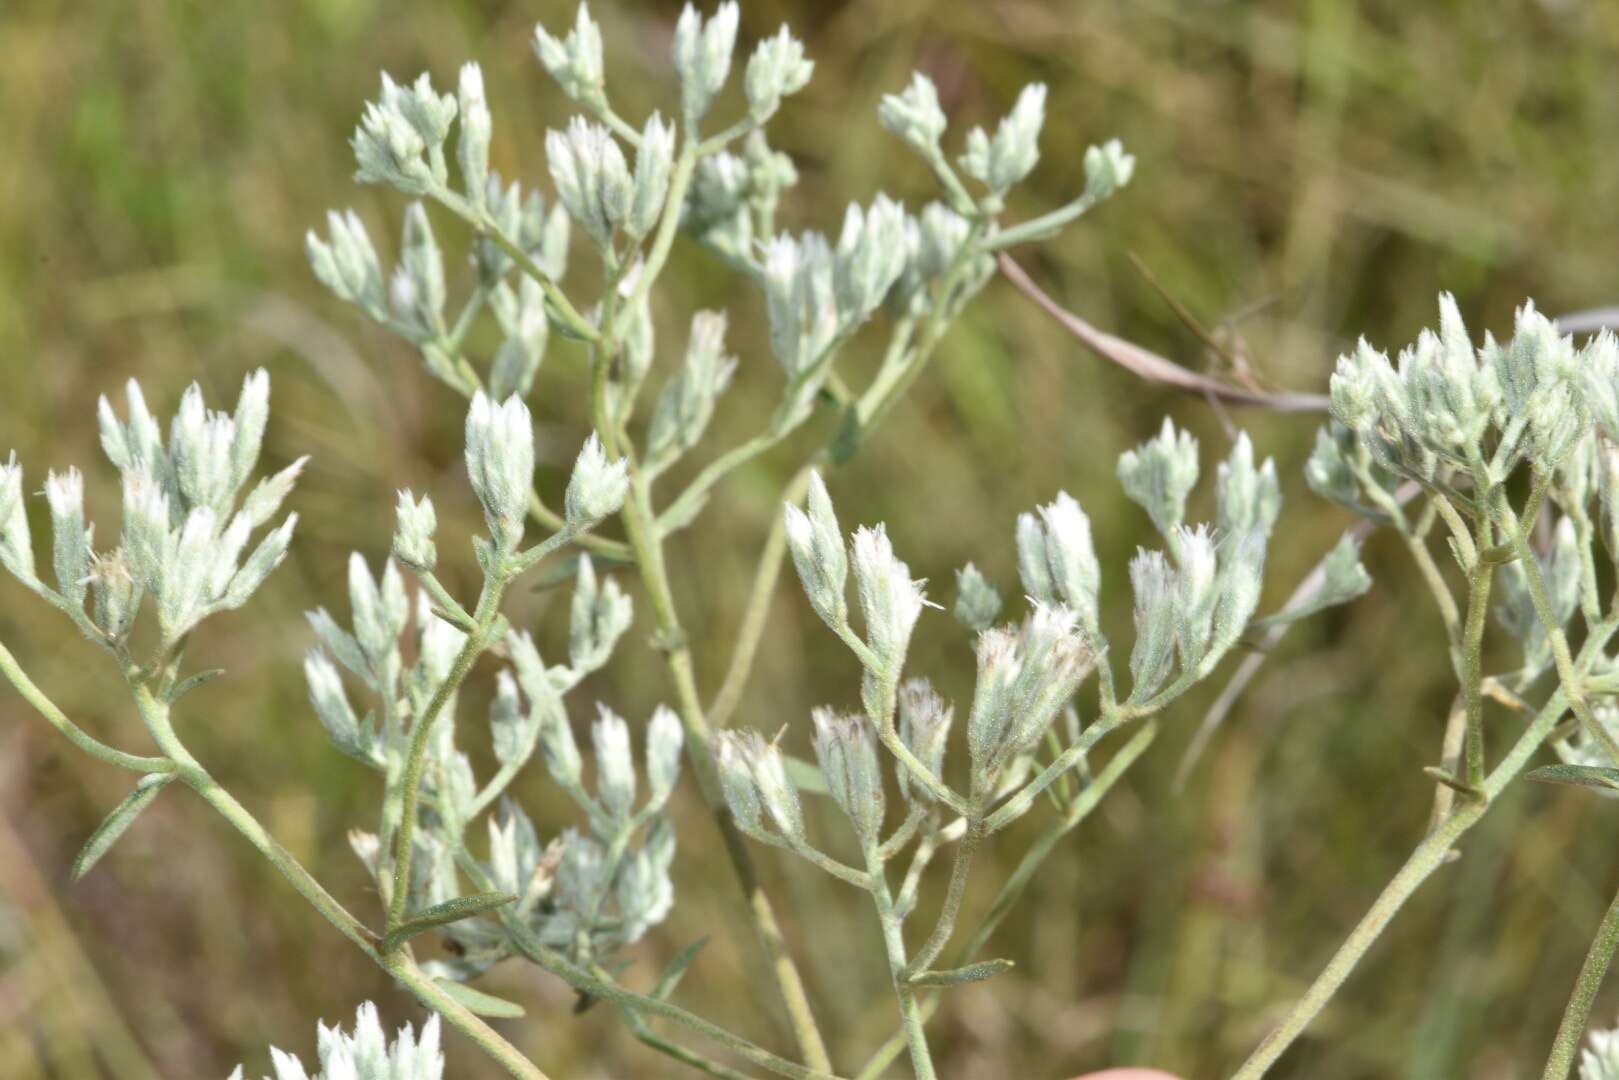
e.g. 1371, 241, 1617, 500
1207, 530, 1267, 668
564, 433, 629, 525
348, 554, 408, 679
546, 117, 631, 250
352, 74, 448, 194
168, 383, 237, 514
878, 73, 947, 154
1128, 549, 1178, 700
897, 678, 953, 804
307, 210, 387, 317
851, 524, 928, 674
628, 113, 676, 239
305, 649, 369, 761
648, 310, 738, 465
745, 25, 813, 120
959, 83, 1046, 196
1082, 138, 1135, 202
1217, 433, 1281, 539
1580, 1021, 1619, 1080
762, 230, 838, 381
0, 453, 35, 586
812, 708, 885, 841
488, 278, 550, 402
1118, 418, 1200, 537
464, 392, 534, 550
953, 563, 1002, 633
44, 468, 91, 605
533, 3, 604, 102
156, 506, 218, 639
593, 704, 637, 821
119, 470, 168, 597
716, 732, 764, 832
745, 731, 803, 840
244, 1003, 442, 1080
785, 471, 848, 628
488, 669, 536, 768
1172, 524, 1219, 667
457, 62, 492, 207
645, 705, 684, 810
392, 490, 437, 571
1034, 491, 1101, 631
568, 554, 633, 675
390, 202, 446, 339
672, 2, 740, 125
833, 194, 909, 322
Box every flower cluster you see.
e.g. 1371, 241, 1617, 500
229, 1002, 443, 1080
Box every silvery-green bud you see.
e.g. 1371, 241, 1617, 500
812, 708, 885, 840
155, 507, 218, 639
968, 605, 1091, 777
953, 563, 1002, 632
533, 3, 605, 102
507, 629, 583, 794
917, 202, 969, 279
243, 1002, 442, 1080
564, 433, 630, 525
966, 627, 1020, 772
1216, 433, 1280, 541
897, 678, 952, 803
1015, 511, 1056, 606
745, 26, 813, 120
879, 73, 947, 154
1118, 418, 1200, 536
593, 705, 637, 821
390, 202, 446, 339
1581, 1024, 1619, 1080
744, 731, 803, 840
852, 525, 928, 674
352, 75, 442, 194
834, 194, 909, 322
305, 649, 370, 761
457, 62, 491, 207
88, 550, 138, 642
97, 379, 165, 478
568, 555, 633, 675
1128, 549, 1177, 700
959, 83, 1046, 196
645, 705, 684, 810
489, 276, 550, 401
716, 732, 764, 832
392, 490, 437, 571
238, 456, 307, 531
547, 117, 631, 250
411, 591, 467, 698
390, 72, 457, 150
348, 554, 408, 678
628, 113, 676, 239
1207, 529, 1267, 667
307, 210, 387, 317
168, 384, 237, 514
1304, 425, 1362, 510
1172, 524, 1219, 667
0, 453, 35, 587
785, 471, 848, 628
762, 231, 838, 380
464, 392, 534, 550
1319, 534, 1373, 610
489, 669, 537, 768
1082, 139, 1135, 202
672, 2, 740, 126
1034, 491, 1102, 631
686, 150, 751, 254
119, 470, 168, 597
220, 513, 297, 611
44, 468, 91, 605
648, 310, 738, 465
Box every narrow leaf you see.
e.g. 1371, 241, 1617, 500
72, 773, 176, 881
433, 978, 526, 1018
908, 958, 1015, 987
384, 892, 517, 953
652, 935, 710, 1001
167, 668, 225, 702
1527, 764, 1619, 792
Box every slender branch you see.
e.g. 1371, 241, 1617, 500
905, 819, 983, 976
0, 641, 174, 774
1543, 875, 1619, 1080
862, 839, 937, 1080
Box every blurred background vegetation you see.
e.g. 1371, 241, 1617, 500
4, 0, 1619, 1076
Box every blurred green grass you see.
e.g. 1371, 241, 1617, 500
4, 0, 1619, 1076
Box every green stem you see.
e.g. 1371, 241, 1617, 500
906, 819, 983, 976
0, 641, 173, 774
1542, 876, 1619, 1080
1461, 537, 1494, 788
1232, 683, 1580, 1078
386, 571, 507, 938
863, 839, 937, 1080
